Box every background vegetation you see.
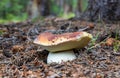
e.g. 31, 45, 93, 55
0, 0, 28, 23
0, 0, 88, 23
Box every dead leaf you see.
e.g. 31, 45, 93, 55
106, 38, 115, 46
11, 45, 24, 53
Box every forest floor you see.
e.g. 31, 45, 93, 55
0, 18, 120, 78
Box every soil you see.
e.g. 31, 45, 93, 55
0, 18, 120, 78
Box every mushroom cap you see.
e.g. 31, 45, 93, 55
34, 31, 92, 52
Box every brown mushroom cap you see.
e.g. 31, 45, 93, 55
34, 31, 92, 52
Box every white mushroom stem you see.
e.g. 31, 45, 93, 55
47, 50, 76, 64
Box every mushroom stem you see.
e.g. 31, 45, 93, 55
47, 50, 76, 64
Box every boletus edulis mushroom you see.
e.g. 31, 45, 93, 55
34, 31, 92, 64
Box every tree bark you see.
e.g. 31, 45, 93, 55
27, 0, 50, 19
82, 0, 120, 23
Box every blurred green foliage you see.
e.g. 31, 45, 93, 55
0, 0, 28, 23
0, 0, 88, 23
0, 30, 4, 36
81, 0, 88, 12
50, 0, 77, 19
50, 0, 62, 15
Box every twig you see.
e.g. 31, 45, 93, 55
0, 61, 12, 64
78, 26, 90, 31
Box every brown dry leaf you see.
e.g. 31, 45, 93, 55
79, 71, 84, 77
33, 58, 41, 66
27, 70, 33, 76
96, 73, 103, 78
106, 38, 115, 46
48, 71, 55, 76
11, 45, 24, 53
72, 73, 79, 78
21, 65, 28, 70
87, 22, 95, 28
11, 65, 17, 70
21, 71, 28, 77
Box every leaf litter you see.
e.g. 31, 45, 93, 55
0, 19, 120, 78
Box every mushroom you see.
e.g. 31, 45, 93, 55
34, 31, 92, 64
